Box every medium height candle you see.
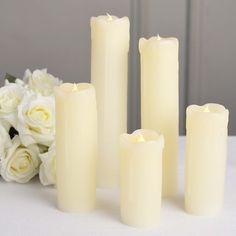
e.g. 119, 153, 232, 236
55, 83, 97, 212
139, 36, 179, 197
91, 14, 130, 188
185, 103, 229, 215
120, 129, 164, 228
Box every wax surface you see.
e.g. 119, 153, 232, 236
185, 103, 229, 215
140, 36, 179, 197
55, 83, 97, 212
91, 15, 130, 188
120, 129, 164, 228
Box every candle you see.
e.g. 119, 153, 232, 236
185, 103, 229, 215
54, 83, 97, 212
120, 129, 164, 228
91, 14, 130, 188
139, 35, 179, 197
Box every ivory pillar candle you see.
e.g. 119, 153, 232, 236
185, 103, 229, 215
91, 14, 130, 188
54, 83, 97, 212
139, 36, 179, 197
120, 129, 164, 228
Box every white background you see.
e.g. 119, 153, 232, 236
0, 137, 235, 236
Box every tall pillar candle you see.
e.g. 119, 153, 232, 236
185, 103, 229, 215
91, 14, 130, 188
54, 83, 97, 212
120, 129, 164, 228
139, 36, 179, 197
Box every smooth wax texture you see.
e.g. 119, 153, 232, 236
91, 15, 130, 188
185, 103, 229, 215
139, 36, 179, 197
120, 129, 164, 228
55, 83, 97, 212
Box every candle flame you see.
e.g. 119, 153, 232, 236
136, 134, 145, 143
157, 34, 161, 40
106, 13, 113, 21
72, 83, 77, 91
204, 106, 210, 113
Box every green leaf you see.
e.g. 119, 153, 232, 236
9, 127, 18, 139
4, 73, 17, 83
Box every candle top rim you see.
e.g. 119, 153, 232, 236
91, 15, 129, 24
139, 36, 178, 52
140, 35, 178, 43
187, 103, 228, 114
121, 129, 164, 146
55, 83, 94, 94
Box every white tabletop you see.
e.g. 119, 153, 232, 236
0, 137, 235, 236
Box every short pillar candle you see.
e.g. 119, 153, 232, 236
54, 83, 97, 212
185, 103, 229, 215
120, 129, 164, 228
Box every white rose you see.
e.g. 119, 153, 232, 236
0, 123, 11, 154
0, 119, 11, 131
0, 83, 25, 127
23, 69, 62, 96
39, 142, 56, 186
5, 78, 26, 87
1, 136, 40, 183
17, 92, 55, 146
0, 123, 11, 171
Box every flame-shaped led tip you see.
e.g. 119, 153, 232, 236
106, 13, 113, 21
72, 83, 77, 91
136, 134, 145, 143
204, 106, 210, 113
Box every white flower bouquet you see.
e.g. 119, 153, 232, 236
0, 69, 62, 185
